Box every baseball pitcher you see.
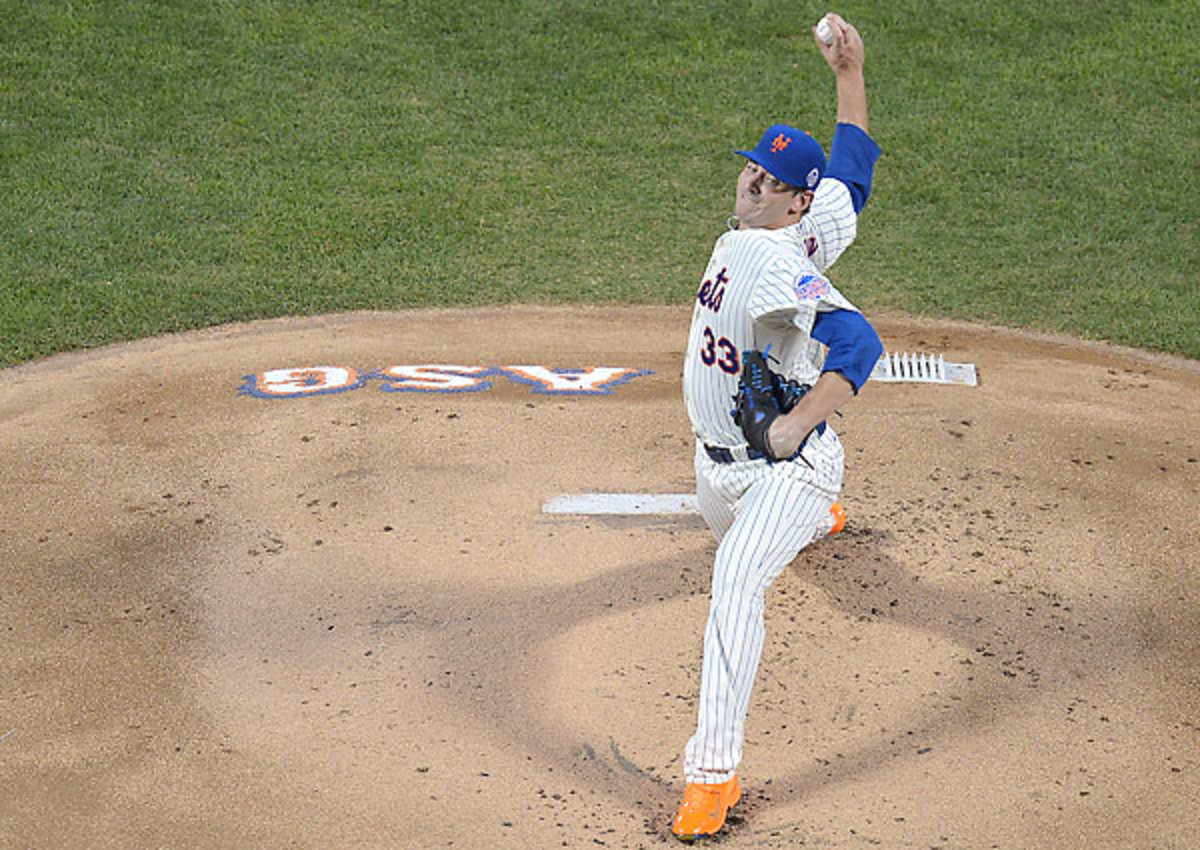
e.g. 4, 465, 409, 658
672, 13, 884, 841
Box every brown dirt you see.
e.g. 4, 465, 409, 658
1, 306, 1197, 849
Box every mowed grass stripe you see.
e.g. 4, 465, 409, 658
1, 1, 1196, 366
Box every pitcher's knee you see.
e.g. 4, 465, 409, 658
709, 568, 769, 616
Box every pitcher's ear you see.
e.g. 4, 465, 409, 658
791, 189, 815, 217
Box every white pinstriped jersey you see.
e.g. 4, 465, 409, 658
677, 142, 878, 788
682, 223, 860, 449
788, 176, 857, 272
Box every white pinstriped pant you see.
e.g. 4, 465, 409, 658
684, 426, 845, 784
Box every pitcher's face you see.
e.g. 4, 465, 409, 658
734, 161, 812, 229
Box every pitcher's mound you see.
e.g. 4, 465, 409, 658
2, 306, 1197, 849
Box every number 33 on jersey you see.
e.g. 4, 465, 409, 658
682, 228, 847, 449
694, 266, 740, 374
683, 245, 762, 448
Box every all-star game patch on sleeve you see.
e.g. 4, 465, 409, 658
773, 269, 831, 337
793, 271, 831, 302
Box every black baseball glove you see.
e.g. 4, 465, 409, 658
732, 350, 811, 461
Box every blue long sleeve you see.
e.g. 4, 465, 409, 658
825, 123, 882, 214
811, 308, 883, 392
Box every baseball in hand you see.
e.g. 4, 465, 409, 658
815, 16, 833, 45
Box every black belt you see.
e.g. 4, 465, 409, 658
704, 422, 826, 465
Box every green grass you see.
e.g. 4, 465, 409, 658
2, 0, 1197, 367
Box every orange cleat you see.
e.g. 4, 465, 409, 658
671, 775, 741, 842
829, 501, 846, 535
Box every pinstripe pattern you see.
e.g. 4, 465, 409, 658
683, 229, 821, 448
791, 178, 857, 272
685, 428, 845, 782
678, 184, 862, 786
682, 226, 862, 450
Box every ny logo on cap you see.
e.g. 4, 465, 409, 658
770, 133, 791, 153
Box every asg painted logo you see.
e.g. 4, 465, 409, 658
240, 364, 653, 399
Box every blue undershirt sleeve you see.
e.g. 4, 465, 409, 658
825, 123, 882, 215
811, 308, 883, 393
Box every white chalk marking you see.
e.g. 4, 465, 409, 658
543, 493, 699, 515
0, 729, 15, 743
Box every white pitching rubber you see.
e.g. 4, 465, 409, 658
870, 351, 978, 386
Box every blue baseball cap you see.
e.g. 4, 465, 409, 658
736, 124, 826, 190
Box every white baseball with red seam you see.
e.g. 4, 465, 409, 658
815, 16, 833, 45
